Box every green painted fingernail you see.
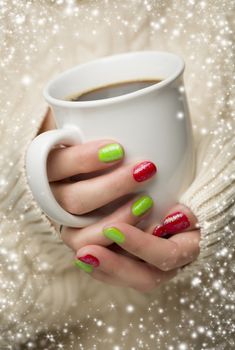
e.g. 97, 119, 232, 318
131, 195, 154, 216
103, 227, 126, 244
74, 260, 93, 273
98, 143, 124, 163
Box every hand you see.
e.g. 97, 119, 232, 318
40, 111, 200, 292
39, 109, 157, 217
68, 203, 200, 293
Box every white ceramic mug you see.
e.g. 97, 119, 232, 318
26, 51, 195, 228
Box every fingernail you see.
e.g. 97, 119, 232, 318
153, 211, 190, 237
74, 259, 93, 273
152, 225, 166, 237
98, 143, 124, 163
77, 254, 100, 267
131, 195, 153, 216
103, 227, 125, 244
133, 161, 157, 182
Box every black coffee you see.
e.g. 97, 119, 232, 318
67, 79, 161, 102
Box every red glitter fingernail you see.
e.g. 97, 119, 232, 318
152, 225, 167, 237
153, 211, 190, 237
133, 161, 157, 182
77, 254, 100, 267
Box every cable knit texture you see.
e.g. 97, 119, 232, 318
0, 1, 234, 349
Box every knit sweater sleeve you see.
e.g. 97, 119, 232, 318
1, 95, 133, 345
1, 1, 234, 345
172, 118, 235, 282
0, 5, 114, 345
0, 3, 154, 344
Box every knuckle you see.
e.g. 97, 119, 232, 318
181, 236, 201, 262
189, 244, 200, 263
159, 242, 180, 271
61, 186, 87, 215
74, 198, 88, 215
64, 198, 77, 215
60, 227, 80, 250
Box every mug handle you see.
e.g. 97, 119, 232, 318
25, 127, 101, 227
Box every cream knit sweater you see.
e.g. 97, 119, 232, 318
0, 1, 234, 349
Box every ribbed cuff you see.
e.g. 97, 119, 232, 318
172, 128, 235, 283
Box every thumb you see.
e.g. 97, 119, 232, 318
152, 204, 199, 238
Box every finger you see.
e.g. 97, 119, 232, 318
168, 230, 201, 268
61, 194, 154, 252
51, 161, 156, 215
75, 245, 177, 293
151, 203, 199, 237
102, 223, 200, 271
47, 140, 124, 182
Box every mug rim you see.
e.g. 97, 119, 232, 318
43, 50, 185, 108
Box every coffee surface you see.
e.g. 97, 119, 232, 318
67, 79, 161, 102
